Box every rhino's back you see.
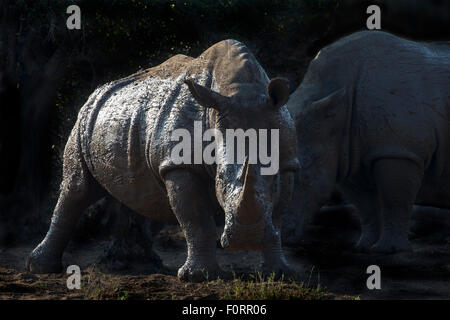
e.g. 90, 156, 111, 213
292, 31, 449, 108
76, 54, 195, 221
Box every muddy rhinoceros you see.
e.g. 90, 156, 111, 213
27, 40, 299, 281
286, 31, 450, 253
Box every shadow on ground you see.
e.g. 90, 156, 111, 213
0, 206, 448, 299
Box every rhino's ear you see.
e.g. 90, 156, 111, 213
184, 78, 230, 112
267, 77, 290, 109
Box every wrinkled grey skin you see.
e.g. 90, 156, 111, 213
27, 40, 299, 281
286, 31, 450, 253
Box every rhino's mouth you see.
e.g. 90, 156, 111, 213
220, 216, 275, 251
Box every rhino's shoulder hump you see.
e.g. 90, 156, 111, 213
122, 54, 195, 82
203, 39, 247, 55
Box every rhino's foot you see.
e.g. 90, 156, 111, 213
26, 247, 62, 274
370, 236, 412, 254
261, 261, 298, 281
177, 261, 224, 283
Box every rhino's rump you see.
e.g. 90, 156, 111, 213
354, 38, 450, 178
309, 32, 450, 174
342, 32, 450, 206
294, 31, 450, 207
78, 76, 176, 221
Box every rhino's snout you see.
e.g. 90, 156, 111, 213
220, 217, 275, 251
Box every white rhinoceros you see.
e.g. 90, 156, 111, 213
27, 40, 299, 281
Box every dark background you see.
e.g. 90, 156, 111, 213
0, 0, 449, 245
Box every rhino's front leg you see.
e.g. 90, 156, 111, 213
371, 158, 422, 253
164, 169, 223, 282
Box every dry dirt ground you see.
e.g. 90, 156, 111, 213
0, 206, 449, 300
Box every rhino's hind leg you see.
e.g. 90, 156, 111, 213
342, 184, 381, 252
27, 132, 105, 273
164, 169, 223, 282
371, 158, 423, 253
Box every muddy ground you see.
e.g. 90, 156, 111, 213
0, 205, 449, 300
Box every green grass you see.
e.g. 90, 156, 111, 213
75, 266, 350, 300
218, 272, 327, 300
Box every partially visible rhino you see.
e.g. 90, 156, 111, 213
27, 40, 299, 281
286, 31, 450, 253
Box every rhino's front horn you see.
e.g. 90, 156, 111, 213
235, 161, 264, 225
184, 78, 230, 112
